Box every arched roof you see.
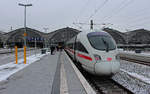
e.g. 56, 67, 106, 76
4, 27, 45, 43
103, 28, 126, 44
48, 27, 80, 43
0, 33, 3, 43
127, 29, 150, 44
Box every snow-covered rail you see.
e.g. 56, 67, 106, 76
119, 52, 150, 66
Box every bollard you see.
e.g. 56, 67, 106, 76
15, 46, 18, 64
24, 46, 26, 64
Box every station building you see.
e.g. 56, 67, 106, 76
1, 27, 150, 50
127, 29, 150, 44
1, 27, 80, 48
3, 28, 45, 48
0, 32, 4, 48
103, 28, 126, 44
48, 27, 80, 46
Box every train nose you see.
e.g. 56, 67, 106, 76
94, 61, 120, 76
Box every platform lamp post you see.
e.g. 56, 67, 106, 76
18, 3, 32, 64
18, 3, 32, 47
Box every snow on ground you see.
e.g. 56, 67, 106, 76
112, 71, 150, 94
112, 60, 150, 94
121, 69, 150, 84
120, 60, 150, 79
0, 52, 49, 82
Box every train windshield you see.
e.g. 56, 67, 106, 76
88, 35, 116, 51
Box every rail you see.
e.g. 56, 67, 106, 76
119, 52, 150, 66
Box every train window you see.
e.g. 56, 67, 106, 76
88, 35, 116, 51
76, 42, 88, 53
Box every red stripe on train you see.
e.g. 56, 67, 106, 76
66, 48, 92, 61
68, 48, 74, 54
77, 53, 92, 61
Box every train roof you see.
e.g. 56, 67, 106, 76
80, 29, 110, 36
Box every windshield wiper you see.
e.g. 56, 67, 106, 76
102, 38, 109, 52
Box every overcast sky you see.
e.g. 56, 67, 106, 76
0, 0, 150, 32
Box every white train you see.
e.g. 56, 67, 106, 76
65, 29, 120, 76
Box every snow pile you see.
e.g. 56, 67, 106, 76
120, 60, 150, 79
121, 69, 150, 84
112, 71, 150, 94
0, 53, 48, 82
112, 60, 150, 94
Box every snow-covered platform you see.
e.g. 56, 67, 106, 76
0, 51, 94, 94
0, 48, 34, 54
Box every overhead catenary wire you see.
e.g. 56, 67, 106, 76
103, 0, 134, 21
119, 6, 150, 21
103, 0, 150, 30
127, 18, 150, 29
118, 10, 150, 29
72, 0, 91, 29
74, 0, 90, 21
125, 15, 150, 24
94, 0, 135, 30
88, 0, 109, 20
73, 0, 111, 29
98, 0, 127, 21
73, 0, 149, 30
78, 0, 90, 18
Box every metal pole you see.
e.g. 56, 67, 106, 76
35, 38, 37, 56
18, 3, 32, 47
19, 3, 32, 64
24, 6, 27, 47
90, 20, 93, 30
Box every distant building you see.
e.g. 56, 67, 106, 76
127, 29, 150, 44
0, 27, 80, 48
3, 27, 45, 48
0, 32, 4, 48
0, 27, 150, 49
103, 28, 126, 44
47, 27, 80, 46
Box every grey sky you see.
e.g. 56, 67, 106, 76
0, 0, 150, 32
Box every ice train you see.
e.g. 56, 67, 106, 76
65, 29, 120, 76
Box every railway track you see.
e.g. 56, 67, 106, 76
120, 57, 150, 66
86, 75, 133, 94
91, 77, 133, 94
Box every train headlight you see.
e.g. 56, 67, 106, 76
94, 54, 101, 62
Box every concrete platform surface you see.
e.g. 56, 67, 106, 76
60, 52, 87, 94
0, 51, 93, 94
0, 52, 59, 94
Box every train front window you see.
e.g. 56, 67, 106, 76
88, 35, 116, 51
